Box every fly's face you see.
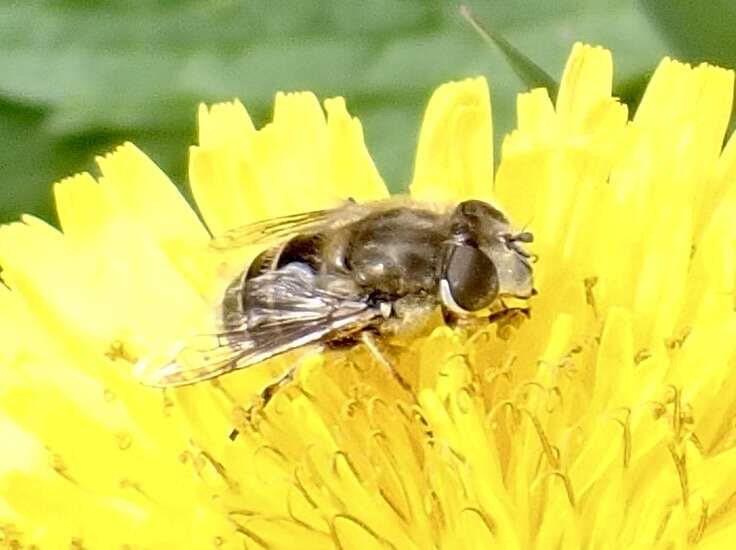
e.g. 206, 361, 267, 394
439, 200, 534, 315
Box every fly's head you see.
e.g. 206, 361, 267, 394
439, 200, 535, 315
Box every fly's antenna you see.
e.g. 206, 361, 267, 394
519, 216, 534, 234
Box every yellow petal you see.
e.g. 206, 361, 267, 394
324, 97, 389, 202
94, 142, 208, 245
556, 42, 613, 134
189, 101, 259, 236
411, 77, 493, 203
3, 43, 736, 548
190, 94, 387, 238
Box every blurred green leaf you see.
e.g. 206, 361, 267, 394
0, 100, 56, 222
0, 0, 670, 224
639, 1, 736, 68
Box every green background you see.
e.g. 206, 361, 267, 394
1, 0, 734, 224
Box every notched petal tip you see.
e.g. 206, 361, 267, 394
323, 95, 389, 201
411, 76, 493, 203
93, 141, 139, 166
323, 96, 347, 112
54, 172, 92, 189
273, 91, 324, 124
197, 99, 255, 149
557, 43, 613, 129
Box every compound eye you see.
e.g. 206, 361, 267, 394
443, 245, 499, 312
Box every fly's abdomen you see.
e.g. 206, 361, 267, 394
221, 233, 325, 330
221, 270, 249, 330
274, 234, 324, 271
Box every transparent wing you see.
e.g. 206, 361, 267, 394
134, 332, 252, 387
136, 263, 379, 387
210, 206, 345, 249
209, 197, 428, 250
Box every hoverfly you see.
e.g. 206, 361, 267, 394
136, 198, 534, 392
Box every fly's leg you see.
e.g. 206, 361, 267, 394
229, 365, 296, 440
360, 331, 413, 393
487, 304, 531, 324
487, 302, 531, 341
442, 306, 485, 332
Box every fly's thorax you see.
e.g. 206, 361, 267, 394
338, 206, 449, 296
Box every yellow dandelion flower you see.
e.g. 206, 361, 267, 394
2, 42, 736, 548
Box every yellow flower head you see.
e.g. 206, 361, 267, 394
2, 43, 736, 548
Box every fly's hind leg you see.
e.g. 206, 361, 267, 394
229, 365, 297, 440
360, 331, 413, 394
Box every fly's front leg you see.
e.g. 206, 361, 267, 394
442, 306, 486, 333
488, 300, 530, 327
487, 301, 531, 340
